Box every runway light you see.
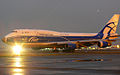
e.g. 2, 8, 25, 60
12, 45, 23, 55
117, 45, 119, 48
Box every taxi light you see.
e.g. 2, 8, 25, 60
12, 45, 22, 55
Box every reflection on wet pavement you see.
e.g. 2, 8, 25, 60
0, 49, 119, 75
12, 57, 23, 75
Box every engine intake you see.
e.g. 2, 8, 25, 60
98, 41, 111, 48
67, 43, 76, 49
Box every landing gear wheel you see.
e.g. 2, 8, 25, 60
53, 49, 59, 52
62, 48, 75, 52
32, 47, 41, 50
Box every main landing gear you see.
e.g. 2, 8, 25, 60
52, 47, 59, 52
62, 48, 75, 52
52, 47, 75, 52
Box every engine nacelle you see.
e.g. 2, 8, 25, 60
98, 41, 111, 48
67, 43, 76, 49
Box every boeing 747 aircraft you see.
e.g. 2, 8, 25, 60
2, 14, 120, 52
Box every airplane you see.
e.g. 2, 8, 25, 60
2, 14, 120, 52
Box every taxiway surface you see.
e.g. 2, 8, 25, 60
0, 48, 120, 75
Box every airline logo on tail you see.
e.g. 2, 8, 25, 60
98, 14, 120, 39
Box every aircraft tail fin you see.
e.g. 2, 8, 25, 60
98, 14, 120, 39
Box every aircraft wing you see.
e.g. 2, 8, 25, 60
53, 34, 120, 45
50, 39, 111, 44
49, 38, 119, 48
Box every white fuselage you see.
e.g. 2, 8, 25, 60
2, 29, 98, 48
5, 29, 97, 38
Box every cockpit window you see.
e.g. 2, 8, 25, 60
12, 31, 17, 33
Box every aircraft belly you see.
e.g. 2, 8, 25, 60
22, 42, 64, 48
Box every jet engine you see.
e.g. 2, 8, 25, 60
67, 43, 76, 49
98, 41, 111, 48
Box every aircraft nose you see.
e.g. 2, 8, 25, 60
2, 37, 6, 43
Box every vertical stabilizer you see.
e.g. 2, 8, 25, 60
98, 14, 120, 39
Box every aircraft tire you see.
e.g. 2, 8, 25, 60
52, 49, 59, 52
62, 48, 75, 52
32, 47, 41, 50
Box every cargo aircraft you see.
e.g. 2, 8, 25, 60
2, 14, 120, 52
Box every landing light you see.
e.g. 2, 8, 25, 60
12, 45, 23, 56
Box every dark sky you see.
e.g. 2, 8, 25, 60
0, 0, 120, 38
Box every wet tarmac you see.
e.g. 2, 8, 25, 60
0, 48, 120, 75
